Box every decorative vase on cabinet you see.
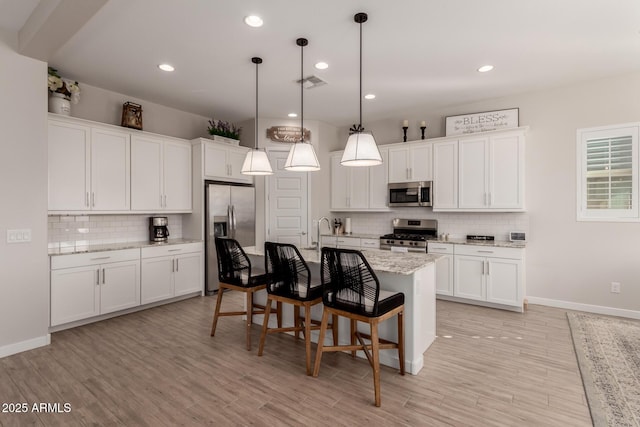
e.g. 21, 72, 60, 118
49, 93, 71, 116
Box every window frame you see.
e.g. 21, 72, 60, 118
576, 123, 639, 222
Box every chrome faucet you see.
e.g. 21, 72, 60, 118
316, 217, 331, 255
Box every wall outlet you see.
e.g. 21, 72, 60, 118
611, 282, 621, 293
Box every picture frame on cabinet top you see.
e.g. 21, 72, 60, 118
121, 102, 143, 130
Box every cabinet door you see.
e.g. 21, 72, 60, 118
204, 143, 228, 179
410, 144, 433, 181
489, 133, 524, 209
164, 140, 192, 211
435, 254, 454, 296
100, 260, 140, 315
387, 147, 409, 183
131, 135, 163, 210
369, 148, 389, 209
51, 266, 100, 326
454, 255, 485, 301
433, 141, 458, 209
174, 252, 202, 296
486, 258, 522, 306
228, 147, 253, 183
91, 128, 130, 211
48, 120, 90, 211
141, 256, 174, 304
349, 166, 369, 209
330, 154, 349, 209
458, 136, 489, 208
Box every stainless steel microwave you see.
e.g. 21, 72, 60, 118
388, 181, 432, 207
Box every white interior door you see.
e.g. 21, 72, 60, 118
267, 150, 308, 246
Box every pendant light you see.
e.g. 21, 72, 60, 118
284, 38, 321, 172
241, 57, 273, 175
341, 12, 382, 167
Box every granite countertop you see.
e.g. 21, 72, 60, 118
428, 238, 526, 248
48, 238, 203, 256
243, 246, 440, 276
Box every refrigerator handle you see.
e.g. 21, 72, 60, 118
227, 205, 232, 238
231, 205, 237, 237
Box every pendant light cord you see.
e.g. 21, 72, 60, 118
300, 40, 304, 143
255, 60, 259, 150
359, 19, 362, 128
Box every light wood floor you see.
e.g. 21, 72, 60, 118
0, 294, 592, 426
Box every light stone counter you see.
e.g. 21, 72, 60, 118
48, 238, 203, 256
431, 238, 526, 248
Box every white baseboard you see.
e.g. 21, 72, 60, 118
0, 334, 51, 359
526, 296, 640, 319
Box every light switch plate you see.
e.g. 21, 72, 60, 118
7, 229, 31, 243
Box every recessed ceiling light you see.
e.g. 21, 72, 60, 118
364, 94, 376, 100
314, 62, 329, 70
477, 65, 494, 73
288, 113, 298, 118
244, 15, 263, 27
158, 64, 174, 72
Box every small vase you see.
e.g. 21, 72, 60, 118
49, 92, 71, 116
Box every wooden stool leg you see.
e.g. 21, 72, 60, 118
312, 308, 330, 377
258, 296, 273, 356
210, 286, 225, 336
331, 314, 339, 345
398, 309, 405, 375
370, 320, 381, 407
350, 319, 357, 358
294, 306, 301, 340
304, 303, 313, 375
246, 290, 253, 351
277, 301, 283, 328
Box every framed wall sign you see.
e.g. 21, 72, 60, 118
445, 108, 519, 136
266, 126, 310, 143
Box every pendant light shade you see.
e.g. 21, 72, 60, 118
341, 12, 382, 167
284, 38, 320, 172
241, 57, 273, 176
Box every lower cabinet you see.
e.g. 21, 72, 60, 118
141, 242, 203, 304
320, 236, 380, 250
50, 249, 140, 326
427, 243, 454, 296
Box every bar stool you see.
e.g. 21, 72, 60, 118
258, 242, 338, 375
313, 247, 405, 407
210, 237, 280, 351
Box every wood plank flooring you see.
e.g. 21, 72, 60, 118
0, 294, 592, 426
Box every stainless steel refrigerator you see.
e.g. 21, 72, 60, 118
205, 181, 255, 294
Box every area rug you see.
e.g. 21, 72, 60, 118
567, 312, 640, 427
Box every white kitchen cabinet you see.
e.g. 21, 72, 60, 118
336, 236, 361, 249
204, 141, 253, 184
48, 118, 130, 212
432, 140, 458, 210
141, 242, 203, 304
387, 142, 432, 183
131, 134, 192, 212
329, 148, 389, 211
458, 130, 525, 210
50, 249, 140, 326
452, 245, 524, 310
428, 242, 454, 296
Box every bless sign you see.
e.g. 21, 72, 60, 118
445, 108, 519, 136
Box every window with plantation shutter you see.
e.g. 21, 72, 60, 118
577, 124, 639, 221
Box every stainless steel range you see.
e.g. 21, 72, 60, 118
379, 219, 438, 252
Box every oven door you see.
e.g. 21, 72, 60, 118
388, 183, 420, 206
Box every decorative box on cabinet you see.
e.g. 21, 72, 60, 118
48, 117, 130, 213
140, 242, 203, 304
387, 142, 432, 183
131, 134, 192, 212
50, 249, 140, 326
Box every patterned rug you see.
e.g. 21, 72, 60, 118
567, 312, 640, 427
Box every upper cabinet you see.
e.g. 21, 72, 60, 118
388, 142, 432, 183
48, 114, 192, 214
49, 117, 130, 213
433, 128, 526, 212
131, 134, 192, 212
329, 147, 389, 212
203, 141, 253, 184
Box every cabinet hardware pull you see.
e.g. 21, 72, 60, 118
102, 268, 106, 284
432, 247, 447, 250
86, 192, 89, 207
160, 194, 163, 207
486, 261, 490, 276
478, 250, 494, 253
96, 268, 100, 285
90, 256, 111, 260
168, 249, 182, 252
176, 259, 179, 272
489, 192, 492, 206
91, 192, 95, 207
171, 259, 175, 273
481, 262, 484, 275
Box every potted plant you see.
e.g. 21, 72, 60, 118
47, 67, 80, 116
208, 118, 241, 144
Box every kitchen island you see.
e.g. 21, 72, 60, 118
243, 246, 440, 375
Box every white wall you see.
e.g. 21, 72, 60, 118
0, 31, 50, 356
348, 72, 640, 316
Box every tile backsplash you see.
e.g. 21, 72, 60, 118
332, 209, 529, 241
48, 214, 183, 249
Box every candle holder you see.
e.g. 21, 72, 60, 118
402, 126, 408, 142
420, 126, 426, 140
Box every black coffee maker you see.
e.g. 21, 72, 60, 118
149, 216, 169, 242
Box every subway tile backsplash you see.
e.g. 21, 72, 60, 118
48, 214, 183, 248
333, 209, 529, 241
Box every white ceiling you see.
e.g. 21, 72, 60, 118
4, 0, 640, 126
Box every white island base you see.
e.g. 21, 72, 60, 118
245, 248, 437, 375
